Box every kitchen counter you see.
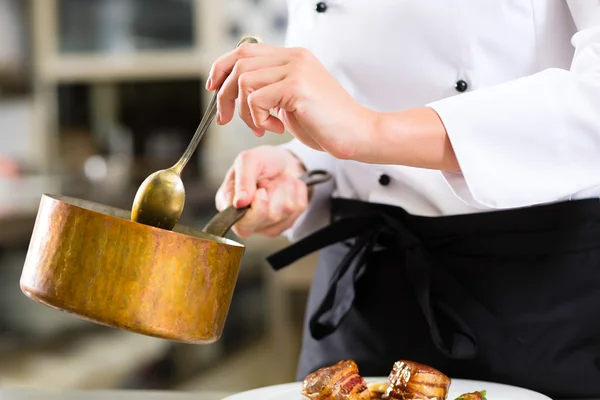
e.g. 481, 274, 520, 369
0, 388, 233, 400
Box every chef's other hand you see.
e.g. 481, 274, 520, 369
206, 43, 377, 160
215, 145, 309, 238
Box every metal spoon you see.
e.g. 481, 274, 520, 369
131, 34, 263, 230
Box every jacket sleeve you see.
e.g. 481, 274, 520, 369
279, 139, 336, 242
427, 0, 600, 209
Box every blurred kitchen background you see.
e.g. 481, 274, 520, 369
0, 0, 318, 393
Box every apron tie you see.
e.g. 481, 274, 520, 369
377, 212, 478, 359
267, 208, 523, 360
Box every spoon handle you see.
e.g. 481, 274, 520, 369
203, 170, 332, 238
172, 34, 263, 174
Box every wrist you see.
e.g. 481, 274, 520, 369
351, 107, 384, 163
284, 148, 307, 174
284, 148, 315, 201
355, 107, 459, 171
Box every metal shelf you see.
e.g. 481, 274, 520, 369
39, 51, 216, 83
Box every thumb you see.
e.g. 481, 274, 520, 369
233, 151, 262, 208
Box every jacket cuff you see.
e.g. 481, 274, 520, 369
279, 139, 336, 242
427, 67, 600, 210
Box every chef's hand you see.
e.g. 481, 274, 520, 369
206, 43, 377, 160
215, 145, 310, 238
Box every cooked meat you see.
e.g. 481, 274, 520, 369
367, 382, 388, 399
454, 391, 486, 400
301, 360, 371, 400
383, 360, 451, 400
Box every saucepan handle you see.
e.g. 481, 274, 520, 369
202, 170, 332, 238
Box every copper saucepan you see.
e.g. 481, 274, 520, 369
19, 170, 331, 344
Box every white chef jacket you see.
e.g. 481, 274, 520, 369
279, 0, 600, 242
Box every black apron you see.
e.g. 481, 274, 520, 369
267, 197, 600, 399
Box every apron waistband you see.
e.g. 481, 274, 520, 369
267, 198, 600, 360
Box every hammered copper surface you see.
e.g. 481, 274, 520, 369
19, 194, 245, 344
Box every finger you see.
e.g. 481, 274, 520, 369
258, 210, 302, 237
294, 177, 309, 210
217, 56, 288, 126
247, 78, 294, 134
215, 166, 235, 211
233, 151, 262, 208
206, 43, 281, 91
258, 177, 309, 237
233, 188, 269, 238
264, 179, 293, 225
256, 177, 307, 237
276, 103, 323, 151
235, 175, 304, 238
237, 66, 289, 135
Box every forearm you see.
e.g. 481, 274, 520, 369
355, 107, 460, 172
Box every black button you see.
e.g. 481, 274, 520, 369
455, 80, 468, 92
315, 2, 328, 12
379, 174, 391, 186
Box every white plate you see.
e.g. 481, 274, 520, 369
223, 377, 551, 400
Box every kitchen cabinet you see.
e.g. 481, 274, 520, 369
0, 0, 312, 390
2, 0, 294, 174
29, 0, 220, 180
0, 0, 30, 96
28, 0, 292, 185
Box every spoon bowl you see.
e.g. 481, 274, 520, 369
131, 168, 185, 230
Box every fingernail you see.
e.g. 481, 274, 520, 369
253, 128, 265, 137
216, 111, 222, 125
206, 78, 212, 90
234, 190, 247, 205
